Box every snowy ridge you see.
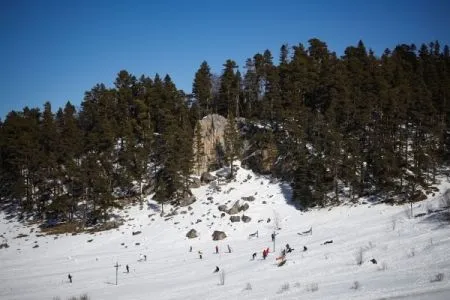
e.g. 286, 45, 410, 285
0, 164, 449, 299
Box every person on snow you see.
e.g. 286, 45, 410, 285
215, 245, 219, 254
286, 244, 294, 253
189, 246, 192, 252
303, 246, 308, 252
198, 250, 203, 259
214, 266, 220, 273
271, 233, 275, 242
227, 244, 232, 253
144, 255, 147, 261
262, 249, 267, 260
252, 252, 257, 260
68, 274, 72, 283
126, 264, 129, 273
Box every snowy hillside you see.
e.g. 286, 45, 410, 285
1, 164, 450, 299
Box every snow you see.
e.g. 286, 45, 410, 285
1, 164, 450, 299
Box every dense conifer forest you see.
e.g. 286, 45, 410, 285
1, 39, 449, 226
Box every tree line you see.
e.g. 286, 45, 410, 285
0, 38, 449, 225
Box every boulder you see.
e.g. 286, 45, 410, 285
218, 205, 228, 212
227, 201, 241, 215
201, 172, 216, 183
230, 216, 241, 222
212, 230, 227, 241
179, 195, 196, 207
186, 229, 198, 239
242, 215, 251, 223
240, 203, 250, 211
216, 168, 231, 179
241, 196, 255, 202
189, 177, 201, 188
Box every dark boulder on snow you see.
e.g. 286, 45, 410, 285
179, 195, 196, 207
212, 230, 227, 241
216, 168, 232, 179
242, 215, 251, 223
189, 178, 201, 189
218, 205, 228, 212
201, 172, 216, 183
240, 203, 250, 212
241, 196, 255, 202
227, 201, 241, 215
230, 216, 241, 222
186, 229, 198, 239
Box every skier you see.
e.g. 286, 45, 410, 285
215, 245, 219, 254
271, 233, 275, 242
198, 250, 203, 259
252, 252, 257, 260
227, 244, 232, 253
144, 255, 147, 261
189, 246, 192, 252
214, 266, 220, 273
68, 274, 72, 283
262, 249, 267, 260
126, 264, 129, 273
303, 246, 308, 252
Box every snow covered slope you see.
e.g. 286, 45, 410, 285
1, 164, 449, 299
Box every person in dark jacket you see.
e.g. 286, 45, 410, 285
126, 265, 129, 273
68, 274, 72, 283
214, 266, 220, 273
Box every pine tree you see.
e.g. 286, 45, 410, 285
223, 113, 241, 178
193, 61, 213, 118
218, 59, 239, 117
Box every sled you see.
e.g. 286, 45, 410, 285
297, 227, 312, 236
277, 259, 287, 267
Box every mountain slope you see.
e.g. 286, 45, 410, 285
0, 164, 449, 299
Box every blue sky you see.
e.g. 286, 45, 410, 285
1, 0, 449, 119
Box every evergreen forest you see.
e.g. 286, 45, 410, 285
1, 39, 450, 227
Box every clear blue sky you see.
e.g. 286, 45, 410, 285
1, 0, 449, 119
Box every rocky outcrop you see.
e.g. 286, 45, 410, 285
193, 114, 228, 175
